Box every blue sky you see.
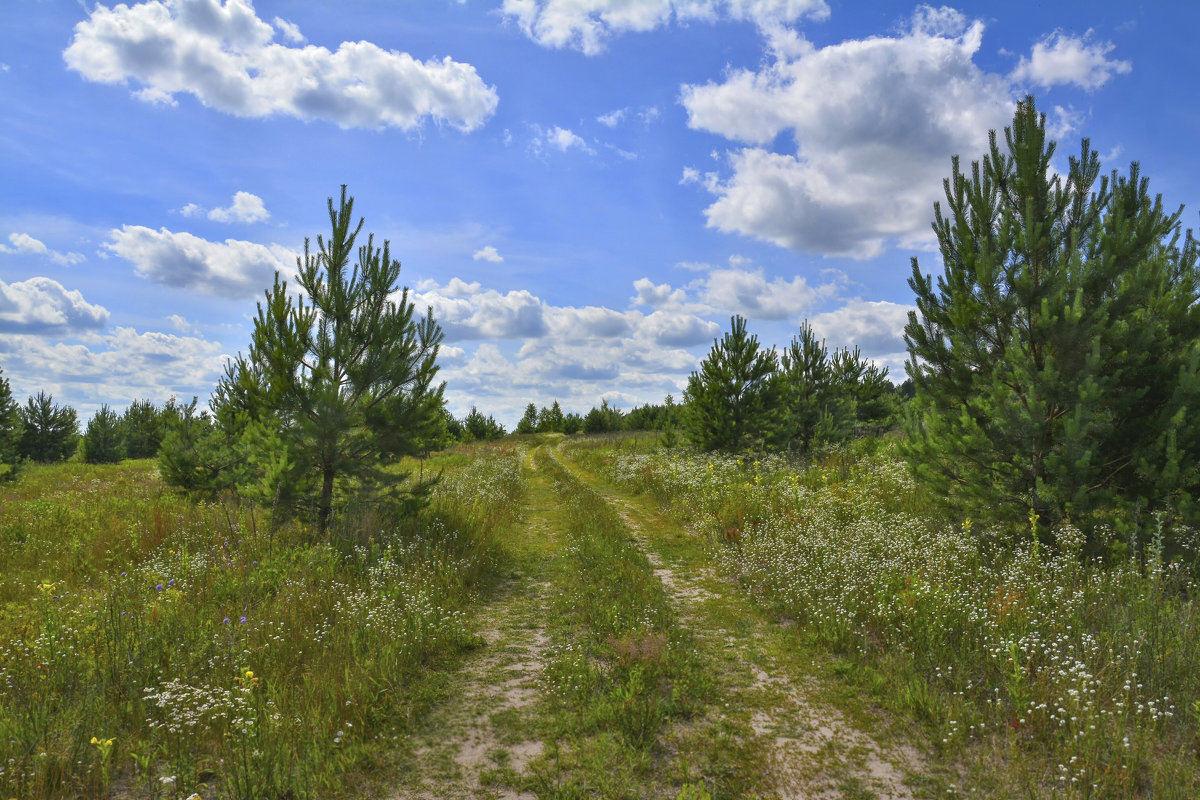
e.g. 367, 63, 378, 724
2, 0, 1196, 428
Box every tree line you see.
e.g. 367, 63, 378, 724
0, 373, 181, 478
9, 94, 1199, 547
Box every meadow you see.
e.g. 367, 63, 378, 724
0, 443, 524, 799
573, 435, 1200, 798
3, 433, 1199, 799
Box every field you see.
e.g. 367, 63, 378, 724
1, 434, 1197, 799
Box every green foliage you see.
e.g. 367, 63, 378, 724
625, 395, 684, 433
778, 322, 897, 454
461, 405, 506, 440
0, 365, 20, 481
562, 411, 584, 434
163, 187, 445, 531
536, 399, 565, 432
17, 391, 78, 463
583, 398, 625, 434
904, 96, 1200, 531
82, 404, 124, 464
515, 402, 538, 434
120, 398, 168, 459
157, 397, 236, 497
683, 315, 780, 452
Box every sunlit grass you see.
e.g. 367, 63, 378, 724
587, 436, 1200, 799
0, 444, 526, 799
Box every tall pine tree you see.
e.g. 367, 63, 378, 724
904, 97, 1200, 531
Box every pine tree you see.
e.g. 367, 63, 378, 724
18, 391, 78, 463
0, 366, 21, 480
463, 406, 506, 440
537, 400, 565, 433
516, 403, 538, 434
170, 187, 445, 531
778, 321, 831, 453
683, 315, 781, 452
583, 399, 625, 433
122, 398, 167, 459
904, 96, 1200, 531
83, 404, 124, 463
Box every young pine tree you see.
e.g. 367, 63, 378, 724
121, 398, 166, 459
0, 366, 21, 480
172, 187, 445, 532
904, 97, 1200, 531
684, 315, 781, 452
18, 391, 78, 463
516, 403, 538, 434
83, 404, 124, 464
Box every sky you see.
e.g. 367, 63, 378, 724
2, 0, 1197, 429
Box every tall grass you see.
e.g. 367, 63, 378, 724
593, 438, 1200, 798
0, 443, 525, 800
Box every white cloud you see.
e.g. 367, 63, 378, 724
1011, 30, 1131, 91
680, 166, 701, 185
632, 277, 689, 308
0, 277, 110, 334
0, 232, 86, 265
597, 107, 626, 127
531, 124, 596, 155
701, 267, 833, 319
472, 245, 504, 262
681, 7, 1014, 258
0, 327, 226, 418
414, 283, 547, 340
808, 299, 914, 357
501, 0, 828, 55
179, 202, 202, 217
104, 225, 295, 298
207, 191, 270, 223
272, 16, 304, 44
64, 0, 498, 131
414, 276, 723, 349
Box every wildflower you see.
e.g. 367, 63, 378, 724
240, 616, 247, 623
155, 584, 163, 591
222, 617, 230, 624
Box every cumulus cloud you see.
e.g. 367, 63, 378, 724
472, 245, 504, 262
808, 299, 914, 357
0, 232, 86, 265
207, 191, 269, 223
1011, 30, 1131, 91
0, 326, 226, 417
415, 283, 548, 340
681, 6, 1015, 258
0, 277, 110, 334
414, 276, 721, 349
502, 0, 829, 55
64, 0, 498, 131
701, 267, 834, 319
104, 225, 295, 298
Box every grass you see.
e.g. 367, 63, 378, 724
0, 443, 525, 800
521, 444, 712, 799
585, 435, 1200, 799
